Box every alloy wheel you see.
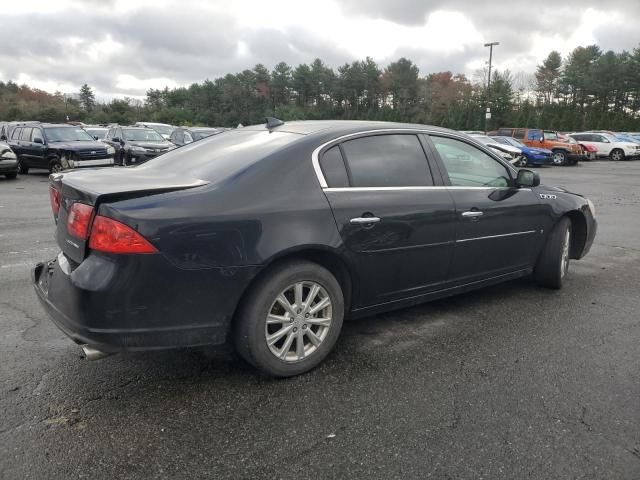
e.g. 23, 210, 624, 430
264, 281, 333, 362
552, 152, 566, 165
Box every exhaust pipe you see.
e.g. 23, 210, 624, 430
81, 345, 113, 361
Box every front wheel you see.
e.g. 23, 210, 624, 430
49, 160, 63, 173
516, 156, 528, 167
551, 151, 567, 166
610, 149, 625, 161
234, 260, 344, 377
534, 217, 572, 289
17, 157, 29, 174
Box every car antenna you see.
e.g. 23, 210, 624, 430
265, 117, 284, 131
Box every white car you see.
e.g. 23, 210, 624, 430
569, 132, 640, 161
134, 122, 176, 140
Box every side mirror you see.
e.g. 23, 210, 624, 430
516, 169, 540, 188
539, 136, 544, 142
33, 137, 43, 144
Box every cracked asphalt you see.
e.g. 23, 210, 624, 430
1, 162, 639, 479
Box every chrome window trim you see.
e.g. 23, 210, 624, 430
324, 186, 531, 192
456, 230, 537, 243
311, 128, 518, 189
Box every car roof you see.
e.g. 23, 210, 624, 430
242, 120, 453, 137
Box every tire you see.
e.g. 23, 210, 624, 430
551, 150, 567, 166
534, 217, 572, 289
234, 260, 344, 377
610, 148, 625, 161
16, 157, 29, 174
5, 173, 17, 179
516, 156, 527, 167
49, 160, 63, 173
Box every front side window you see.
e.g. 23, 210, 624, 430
431, 136, 511, 188
184, 132, 193, 144
527, 130, 543, 141
341, 134, 433, 187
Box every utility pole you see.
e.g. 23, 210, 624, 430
484, 41, 499, 133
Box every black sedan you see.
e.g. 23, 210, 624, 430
103, 126, 174, 166
34, 120, 597, 376
169, 127, 224, 146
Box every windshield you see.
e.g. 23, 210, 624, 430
123, 129, 165, 142
471, 135, 496, 145
85, 128, 107, 139
499, 136, 525, 148
44, 127, 94, 142
145, 124, 174, 135
193, 129, 219, 140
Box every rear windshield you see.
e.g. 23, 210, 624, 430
136, 128, 302, 181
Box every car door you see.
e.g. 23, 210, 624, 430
590, 134, 610, 155
8, 127, 23, 158
19, 128, 37, 166
427, 134, 545, 283
319, 132, 456, 307
28, 127, 47, 168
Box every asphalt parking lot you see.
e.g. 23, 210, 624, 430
1, 162, 639, 479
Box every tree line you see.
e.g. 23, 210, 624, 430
1, 43, 639, 132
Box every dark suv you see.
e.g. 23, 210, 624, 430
8, 123, 116, 174
104, 126, 174, 166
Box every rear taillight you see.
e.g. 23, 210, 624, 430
49, 187, 61, 216
67, 203, 94, 239
88, 216, 158, 254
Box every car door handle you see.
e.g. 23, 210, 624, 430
350, 217, 381, 224
461, 211, 483, 218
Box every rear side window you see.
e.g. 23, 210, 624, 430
497, 128, 513, 137
320, 146, 349, 188
12, 127, 22, 140
514, 129, 526, 139
341, 134, 433, 187
21, 128, 33, 141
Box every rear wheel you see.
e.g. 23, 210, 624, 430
234, 260, 344, 377
49, 160, 63, 173
534, 217, 572, 289
551, 150, 567, 166
5, 173, 17, 179
610, 148, 625, 161
16, 157, 28, 174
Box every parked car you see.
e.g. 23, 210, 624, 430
469, 134, 526, 167
169, 127, 224, 146
559, 134, 597, 160
614, 134, 640, 145
103, 126, 175, 166
8, 123, 116, 173
34, 119, 597, 376
496, 128, 584, 166
134, 122, 176, 140
84, 126, 109, 141
490, 136, 553, 166
568, 132, 640, 161
0, 142, 18, 179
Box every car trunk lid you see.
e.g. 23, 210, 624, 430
49, 168, 209, 264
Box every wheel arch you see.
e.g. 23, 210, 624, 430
229, 246, 355, 338
564, 210, 587, 259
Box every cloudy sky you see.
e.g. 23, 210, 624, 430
1, 0, 638, 99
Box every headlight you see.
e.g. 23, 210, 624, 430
106, 146, 115, 155
130, 146, 146, 152
587, 198, 596, 217
0, 150, 16, 160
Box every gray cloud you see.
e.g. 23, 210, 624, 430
0, 0, 637, 98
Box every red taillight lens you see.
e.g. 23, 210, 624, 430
88, 215, 158, 254
67, 203, 94, 239
49, 187, 61, 216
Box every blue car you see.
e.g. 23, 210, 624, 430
491, 136, 553, 166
